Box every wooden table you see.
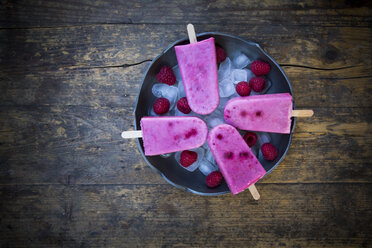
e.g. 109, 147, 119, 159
0, 1, 371, 247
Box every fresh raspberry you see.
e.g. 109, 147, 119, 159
251, 60, 270, 76
156, 65, 176, 85
206, 171, 223, 188
180, 150, 198, 167
261, 143, 278, 161
236, 81, 251, 96
249, 77, 266, 92
177, 97, 191, 114
153, 97, 170, 114
243, 132, 257, 147
216, 46, 227, 63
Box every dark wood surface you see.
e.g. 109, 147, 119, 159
0, 1, 371, 247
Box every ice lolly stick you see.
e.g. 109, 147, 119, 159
187, 24, 197, 43
121, 130, 142, 139
292, 110, 314, 117
248, 185, 260, 200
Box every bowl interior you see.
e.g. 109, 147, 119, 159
134, 33, 294, 195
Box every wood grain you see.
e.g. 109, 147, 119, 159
0, 0, 371, 28
1, 24, 370, 110
1, 64, 370, 108
0, 1, 371, 247
0, 184, 371, 248
1, 24, 371, 71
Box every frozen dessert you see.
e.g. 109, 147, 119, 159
140, 116, 208, 156
175, 37, 219, 115
224, 93, 293, 134
208, 124, 266, 195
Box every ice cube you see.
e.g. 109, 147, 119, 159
172, 65, 182, 82
251, 78, 272, 95
202, 141, 209, 149
198, 159, 219, 176
160, 153, 172, 158
204, 108, 225, 128
219, 78, 236, 98
162, 86, 178, 110
233, 53, 252, 69
174, 147, 205, 172
205, 108, 222, 119
228, 92, 240, 99
209, 108, 222, 117
231, 69, 247, 84
151, 83, 178, 110
152, 83, 168, 98
206, 117, 225, 129
177, 80, 186, 98
205, 148, 216, 164
174, 108, 191, 116
244, 69, 255, 81
257, 132, 271, 147
188, 111, 202, 119
250, 146, 259, 158
217, 97, 230, 111
261, 79, 272, 94
148, 106, 158, 116
218, 58, 232, 80
258, 149, 264, 160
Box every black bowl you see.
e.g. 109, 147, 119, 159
134, 32, 295, 195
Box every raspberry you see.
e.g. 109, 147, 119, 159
216, 46, 227, 63
177, 97, 191, 114
156, 65, 176, 85
261, 143, 278, 161
153, 97, 170, 114
206, 171, 223, 188
243, 132, 257, 147
236, 81, 251, 96
249, 77, 266, 92
180, 150, 198, 167
251, 60, 270, 76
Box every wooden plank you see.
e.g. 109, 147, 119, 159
0, 63, 149, 108
0, 106, 370, 185
0, 104, 164, 185
0, 0, 371, 28
1, 24, 371, 72
284, 66, 372, 108
0, 2, 370, 247
0, 184, 371, 247
0, 63, 370, 109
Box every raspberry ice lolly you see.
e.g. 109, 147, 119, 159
208, 124, 266, 198
224, 93, 293, 134
224, 93, 313, 134
174, 24, 219, 115
122, 116, 208, 156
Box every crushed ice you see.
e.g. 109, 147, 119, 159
150, 53, 274, 175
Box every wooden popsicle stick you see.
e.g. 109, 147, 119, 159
187, 23, 197, 44
292, 109, 314, 117
248, 184, 260, 200
121, 130, 142, 139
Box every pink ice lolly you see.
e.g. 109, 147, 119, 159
208, 124, 266, 195
140, 116, 208, 156
224, 93, 293, 134
175, 37, 219, 115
